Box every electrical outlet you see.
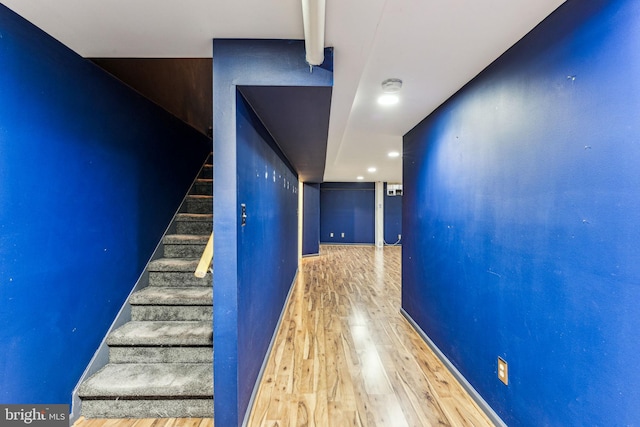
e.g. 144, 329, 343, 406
330, 232, 334, 237
341, 232, 345, 238
498, 357, 508, 385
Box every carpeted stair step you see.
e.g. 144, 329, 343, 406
78, 363, 213, 418
107, 320, 212, 364
190, 179, 213, 196
148, 258, 210, 287
130, 287, 212, 307
199, 164, 212, 179
184, 195, 212, 214
107, 320, 211, 345
107, 320, 212, 346
130, 287, 212, 321
175, 213, 212, 235
163, 234, 209, 258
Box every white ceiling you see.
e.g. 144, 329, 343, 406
2, 0, 565, 183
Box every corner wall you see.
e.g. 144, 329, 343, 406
0, 5, 210, 405
212, 39, 333, 426
402, 0, 640, 424
236, 92, 299, 416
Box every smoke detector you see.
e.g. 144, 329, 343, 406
381, 78, 403, 93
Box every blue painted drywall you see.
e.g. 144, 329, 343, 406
402, 0, 640, 425
303, 183, 321, 256
383, 184, 402, 245
0, 5, 210, 405
236, 93, 298, 415
320, 183, 375, 244
212, 39, 332, 426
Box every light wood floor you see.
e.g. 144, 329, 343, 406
247, 245, 492, 427
74, 245, 493, 427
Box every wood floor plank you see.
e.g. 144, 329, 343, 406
129, 419, 157, 427
74, 418, 103, 427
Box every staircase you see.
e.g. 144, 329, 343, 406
78, 156, 214, 418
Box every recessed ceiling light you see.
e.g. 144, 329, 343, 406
388, 151, 400, 158
367, 167, 377, 173
378, 78, 402, 106
378, 94, 399, 106
356, 176, 364, 180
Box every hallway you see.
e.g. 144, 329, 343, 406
247, 245, 493, 426
73, 245, 493, 427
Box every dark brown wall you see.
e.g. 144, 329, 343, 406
92, 58, 212, 136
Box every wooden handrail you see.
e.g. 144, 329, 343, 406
194, 232, 213, 278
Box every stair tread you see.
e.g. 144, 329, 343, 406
175, 213, 212, 221
78, 363, 212, 398
130, 287, 212, 305
163, 234, 210, 244
148, 258, 200, 271
186, 194, 212, 200
107, 321, 212, 346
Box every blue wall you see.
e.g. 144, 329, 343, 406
0, 5, 210, 405
236, 93, 298, 415
402, 0, 640, 425
383, 184, 402, 245
320, 183, 375, 244
212, 39, 333, 426
302, 183, 320, 256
